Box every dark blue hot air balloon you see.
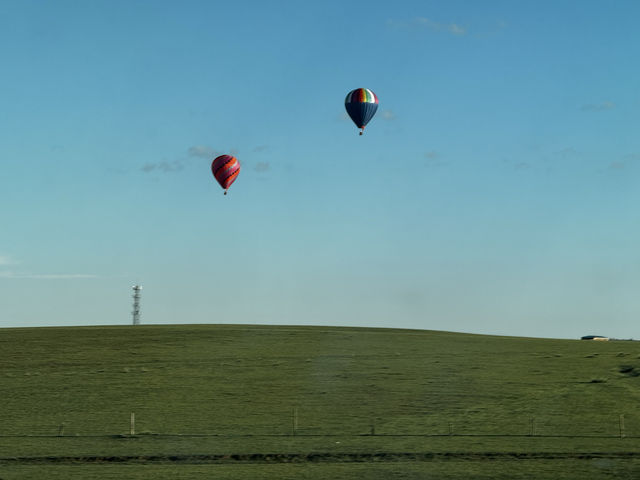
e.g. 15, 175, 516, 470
345, 88, 378, 135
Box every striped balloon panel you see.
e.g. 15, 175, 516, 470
345, 88, 378, 105
345, 101, 378, 129
211, 155, 240, 190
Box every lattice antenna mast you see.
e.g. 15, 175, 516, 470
132, 285, 142, 325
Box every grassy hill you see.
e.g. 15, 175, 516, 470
1, 324, 640, 479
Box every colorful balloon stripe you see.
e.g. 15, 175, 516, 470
345, 88, 378, 105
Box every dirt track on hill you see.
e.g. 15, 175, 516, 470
2, 451, 639, 465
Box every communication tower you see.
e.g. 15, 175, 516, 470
132, 285, 142, 325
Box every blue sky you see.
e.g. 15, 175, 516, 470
1, 0, 639, 339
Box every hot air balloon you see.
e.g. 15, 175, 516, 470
211, 154, 240, 195
345, 88, 378, 135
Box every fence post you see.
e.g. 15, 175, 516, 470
130, 412, 135, 435
620, 414, 625, 438
58, 424, 65, 436
529, 417, 535, 436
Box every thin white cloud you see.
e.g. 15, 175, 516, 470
0, 255, 98, 279
389, 17, 508, 39
581, 101, 615, 112
381, 109, 396, 121
391, 17, 467, 36
142, 146, 235, 173
188, 145, 220, 158
607, 154, 640, 171
0, 255, 15, 266
254, 162, 270, 173
448, 23, 466, 35
424, 151, 447, 168
0, 271, 98, 279
609, 161, 626, 170
141, 160, 184, 173
500, 157, 531, 171
554, 147, 579, 158
34, 274, 98, 279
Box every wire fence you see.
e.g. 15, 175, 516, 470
1, 412, 636, 439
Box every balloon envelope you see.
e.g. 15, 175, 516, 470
345, 88, 378, 132
211, 155, 240, 192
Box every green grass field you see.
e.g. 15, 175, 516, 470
1, 324, 640, 479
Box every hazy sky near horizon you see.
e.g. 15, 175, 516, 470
1, 0, 639, 339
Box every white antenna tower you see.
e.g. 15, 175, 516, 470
132, 285, 142, 325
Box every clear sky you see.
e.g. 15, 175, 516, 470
1, 0, 639, 339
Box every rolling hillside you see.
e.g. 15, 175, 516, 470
2, 324, 640, 479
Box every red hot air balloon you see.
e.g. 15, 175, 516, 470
211, 155, 240, 195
